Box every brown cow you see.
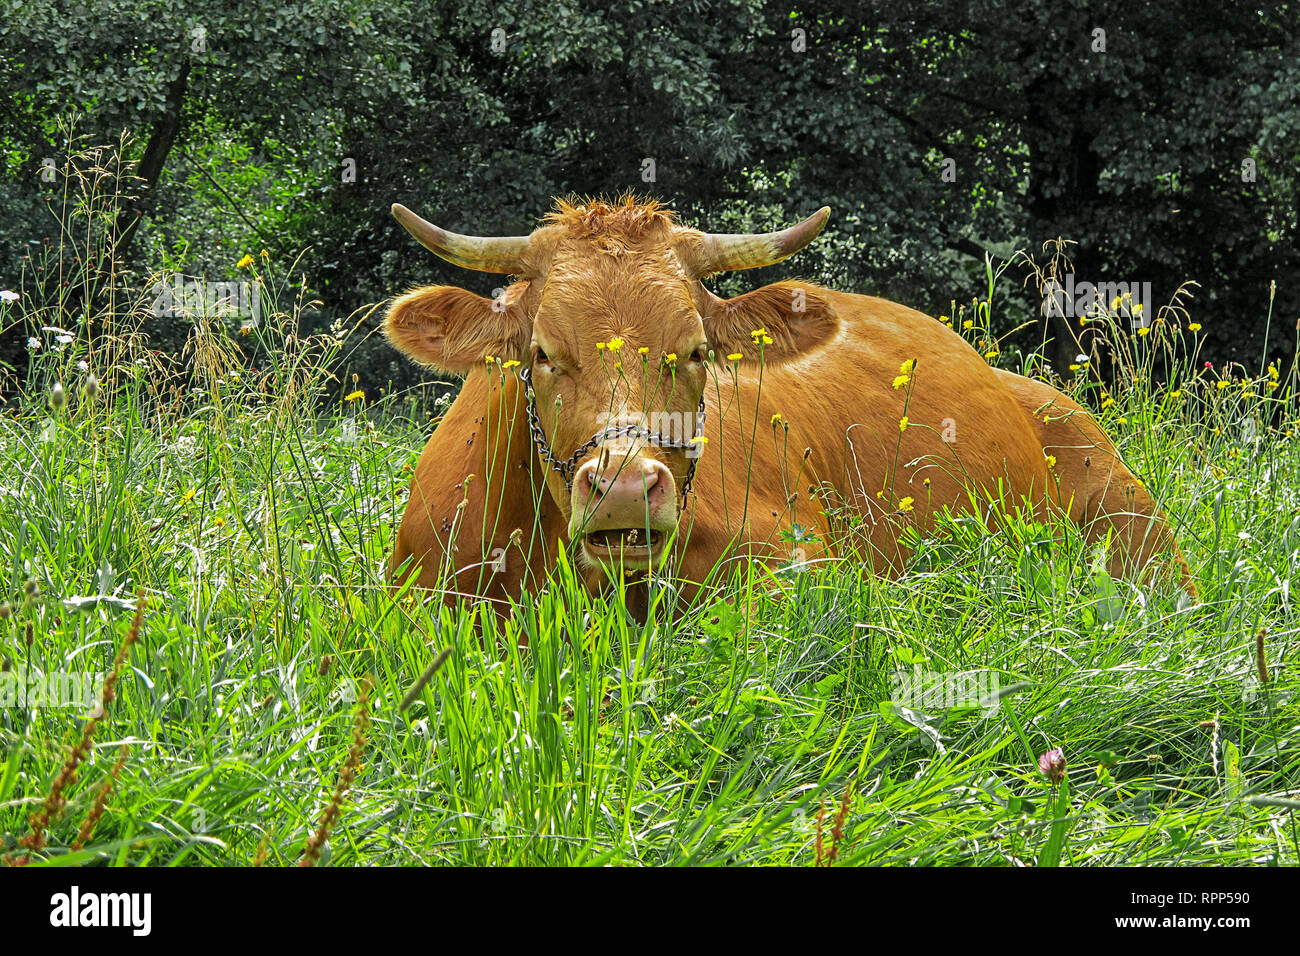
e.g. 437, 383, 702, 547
385, 195, 1196, 610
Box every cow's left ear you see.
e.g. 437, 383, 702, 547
384, 283, 531, 375
702, 281, 839, 364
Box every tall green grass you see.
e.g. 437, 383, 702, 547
0, 165, 1296, 865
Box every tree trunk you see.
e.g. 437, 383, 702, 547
113, 59, 191, 263
1024, 75, 1107, 376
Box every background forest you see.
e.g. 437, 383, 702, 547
3, 0, 1297, 392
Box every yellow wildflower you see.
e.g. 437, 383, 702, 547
1216, 380, 1228, 391
182, 488, 197, 502
638, 346, 649, 355
1188, 323, 1202, 332
1044, 454, 1057, 470
345, 389, 365, 402
892, 375, 910, 390
690, 435, 709, 445
750, 327, 769, 341
771, 413, 783, 425
963, 319, 974, 330
898, 497, 915, 513
259, 249, 270, 259
727, 352, 743, 361
236, 254, 254, 269
665, 353, 677, 363
899, 416, 909, 433
1137, 327, 1150, 337
900, 358, 916, 375
596, 342, 606, 351
501, 360, 520, 369
608, 337, 624, 351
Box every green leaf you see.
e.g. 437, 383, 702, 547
1039, 779, 1071, 867
1224, 741, 1243, 802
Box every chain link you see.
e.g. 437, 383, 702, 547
517, 365, 704, 506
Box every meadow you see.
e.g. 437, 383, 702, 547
1, 242, 1297, 868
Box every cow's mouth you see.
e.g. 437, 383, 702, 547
582, 528, 665, 564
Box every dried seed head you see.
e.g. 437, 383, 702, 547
49, 382, 66, 411
0, 601, 11, 620
1256, 628, 1270, 684
83, 374, 100, 400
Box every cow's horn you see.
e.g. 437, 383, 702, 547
391, 203, 530, 274
689, 206, 831, 275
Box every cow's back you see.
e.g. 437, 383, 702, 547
677, 290, 1049, 578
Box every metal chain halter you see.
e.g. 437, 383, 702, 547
516, 365, 706, 506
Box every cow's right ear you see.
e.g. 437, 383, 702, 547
384, 284, 531, 375
702, 281, 839, 364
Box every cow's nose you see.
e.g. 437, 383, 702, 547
584, 454, 663, 495
574, 453, 674, 525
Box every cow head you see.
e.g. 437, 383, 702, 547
385, 196, 836, 572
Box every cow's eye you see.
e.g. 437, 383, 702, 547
689, 345, 710, 364
533, 347, 552, 372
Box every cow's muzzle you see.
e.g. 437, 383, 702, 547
570, 451, 677, 568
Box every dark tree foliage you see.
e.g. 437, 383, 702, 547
1, 0, 1296, 390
